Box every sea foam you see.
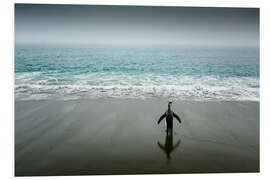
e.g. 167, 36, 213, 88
15, 75, 259, 101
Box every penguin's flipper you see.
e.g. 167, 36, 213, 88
173, 112, 182, 123
158, 113, 166, 124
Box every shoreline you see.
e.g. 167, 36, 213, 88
15, 97, 260, 102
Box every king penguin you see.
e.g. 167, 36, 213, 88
158, 102, 181, 132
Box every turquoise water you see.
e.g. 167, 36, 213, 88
15, 45, 259, 101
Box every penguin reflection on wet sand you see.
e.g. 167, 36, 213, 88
158, 102, 181, 133
157, 132, 181, 164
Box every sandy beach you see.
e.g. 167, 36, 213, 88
15, 99, 259, 176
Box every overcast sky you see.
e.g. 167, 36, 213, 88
15, 4, 259, 47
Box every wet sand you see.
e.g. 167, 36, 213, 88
15, 99, 259, 176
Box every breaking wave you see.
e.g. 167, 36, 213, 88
15, 74, 259, 101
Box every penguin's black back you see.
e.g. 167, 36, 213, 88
166, 109, 173, 119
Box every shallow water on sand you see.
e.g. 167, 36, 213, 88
15, 99, 259, 176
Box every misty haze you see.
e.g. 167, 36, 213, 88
15, 4, 259, 47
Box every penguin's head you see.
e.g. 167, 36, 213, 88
168, 102, 172, 107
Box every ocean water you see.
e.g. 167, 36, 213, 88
15, 45, 259, 101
